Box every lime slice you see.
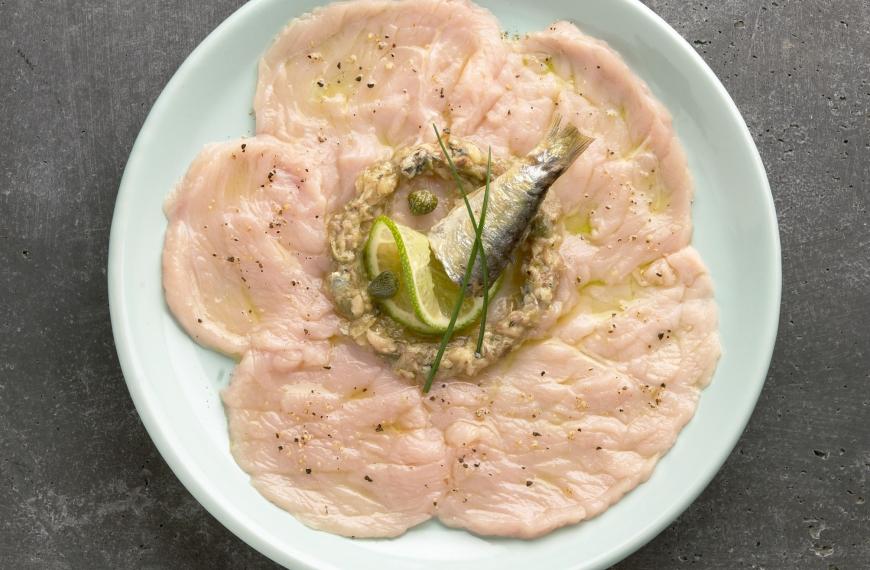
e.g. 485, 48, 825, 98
364, 217, 432, 334
364, 216, 492, 334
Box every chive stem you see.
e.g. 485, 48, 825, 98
475, 148, 492, 354
424, 127, 492, 393
422, 230, 481, 392
432, 127, 486, 255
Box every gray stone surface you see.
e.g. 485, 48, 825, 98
1, 0, 867, 567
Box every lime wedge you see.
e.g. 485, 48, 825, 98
364, 216, 492, 334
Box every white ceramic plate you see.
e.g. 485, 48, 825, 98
108, 1, 781, 568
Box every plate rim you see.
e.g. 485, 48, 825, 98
107, 0, 782, 568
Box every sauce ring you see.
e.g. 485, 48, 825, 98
327, 137, 565, 380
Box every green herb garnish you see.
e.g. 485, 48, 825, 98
475, 149, 493, 354
423, 127, 492, 393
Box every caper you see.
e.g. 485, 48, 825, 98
407, 189, 438, 215
367, 270, 399, 299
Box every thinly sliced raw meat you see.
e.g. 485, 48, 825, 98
462, 22, 694, 287
427, 248, 719, 537
161, 2, 723, 540
255, 0, 508, 209
162, 136, 337, 356
222, 341, 449, 538
432, 25, 722, 529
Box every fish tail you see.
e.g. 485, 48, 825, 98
536, 114, 595, 166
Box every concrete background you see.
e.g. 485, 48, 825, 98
1, 0, 867, 568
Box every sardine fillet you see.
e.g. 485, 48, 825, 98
428, 119, 593, 289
